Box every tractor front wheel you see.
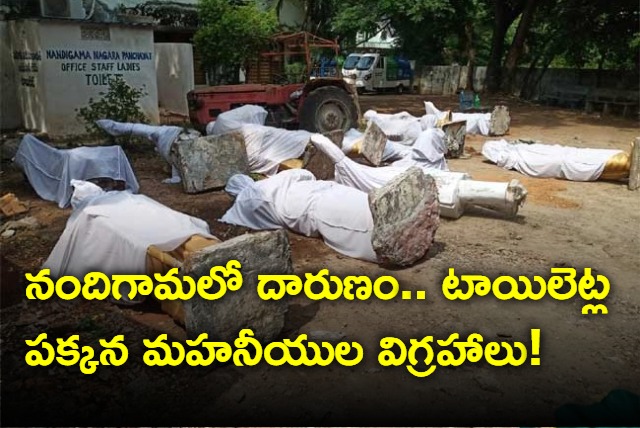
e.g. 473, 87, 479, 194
298, 86, 359, 133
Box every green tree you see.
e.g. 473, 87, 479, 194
330, 0, 495, 70
194, 0, 279, 78
76, 76, 148, 141
517, 0, 639, 97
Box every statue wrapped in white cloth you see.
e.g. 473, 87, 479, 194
13, 134, 139, 208
96, 119, 201, 183
221, 167, 440, 266
482, 139, 634, 182
310, 134, 527, 219
424, 101, 511, 136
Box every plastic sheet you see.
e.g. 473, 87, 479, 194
14, 134, 139, 208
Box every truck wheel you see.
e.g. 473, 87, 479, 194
299, 86, 359, 133
397, 84, 404, 95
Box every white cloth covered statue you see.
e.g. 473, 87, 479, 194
14, 134, 139, 208
363, 103, 491, 136
220, 169, 379, 262
44, 181, 214, 278
227, 124, 313, 176
362, 110, 424, 145
206, 105, 313, 176
481, 139, 626, 181
311, 134, 527, 219
424, 101, 491, 135
96, 119, 200, 184
342, 127, 449, 169
206, 104, 269, 135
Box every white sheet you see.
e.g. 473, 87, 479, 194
363, 110, 423, 145
310, 134, 469, 218
207, 105, 269, 136
425, 101, 491, 135
14, 134, 139, 208
221, 169, 378, 262
237, 124, 312, 176
342, 126, 448, 168
482, 139, 623, 181
95, 119, 186, 183
203, 105, 312, 176
44, 188, 214, 278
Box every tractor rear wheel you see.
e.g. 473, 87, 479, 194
299, 86, 359, 133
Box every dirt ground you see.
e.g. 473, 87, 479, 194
1, 94, 639, 425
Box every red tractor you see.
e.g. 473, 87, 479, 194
187, 32, 361, 133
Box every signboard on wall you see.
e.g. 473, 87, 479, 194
8, 20, 160, 136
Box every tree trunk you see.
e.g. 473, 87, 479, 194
486, 0, 528, 93
485, 1, 508, 93
503, 0, 541, 92
464, 20, 476, 91
596, 53, 605, 87
529, 53, 555, 99
520, 35, 554, 99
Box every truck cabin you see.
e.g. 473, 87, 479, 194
342, 53, 362, 75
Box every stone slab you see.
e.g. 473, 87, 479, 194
368, 167, 440, 266
171, 132, 249, 194
182, 229, 292, 342
361, 121, 387, 166
489, 105, 511, 136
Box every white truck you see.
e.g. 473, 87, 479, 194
341, 53, 362, 81
342, 53, 413, 94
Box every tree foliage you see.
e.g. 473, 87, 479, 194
76, 76, 148, 140
191, 0, 637, 92
194, 0, 279, 71
324, 0, 637, 92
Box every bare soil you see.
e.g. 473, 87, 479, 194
1, 94, 639, 425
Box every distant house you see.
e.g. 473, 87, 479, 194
355, 22, 398, 51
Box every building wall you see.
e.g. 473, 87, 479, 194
8, 19, 159, 136
0, 20, 23, 130
8, 20, 46, 132
155, 42, 193, 116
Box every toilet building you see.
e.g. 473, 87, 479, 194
3, 18, 160, 136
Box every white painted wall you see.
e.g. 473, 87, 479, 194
8, 20, 47, 132
8, 19, 159, 136
155, 43, 194, 116
0, 21, 23, 130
